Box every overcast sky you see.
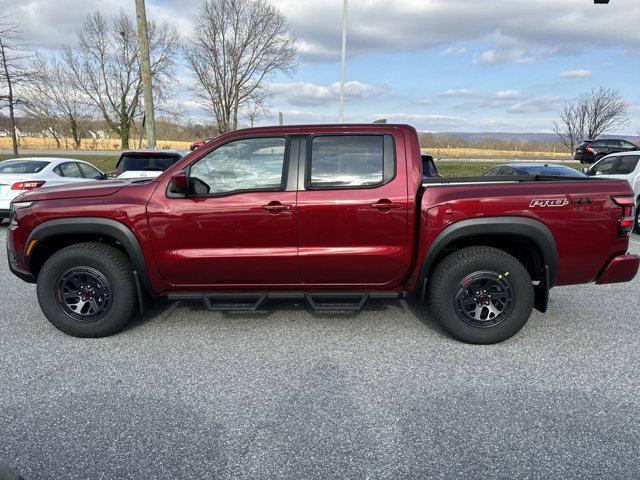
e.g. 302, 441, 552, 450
2, 0, 640, 133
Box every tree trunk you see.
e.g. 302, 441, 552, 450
0, 41, 18, 157
69, 115, 81, 149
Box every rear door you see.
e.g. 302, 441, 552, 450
296, 130, 409, 286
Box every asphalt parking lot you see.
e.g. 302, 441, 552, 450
1, 228, 639, 480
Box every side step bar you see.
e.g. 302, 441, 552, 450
166, 291, 403, 312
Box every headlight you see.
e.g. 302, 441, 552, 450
9, 201, 36, 226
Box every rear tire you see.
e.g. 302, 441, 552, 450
429, 246, 534, 344
36, 242, 137, 337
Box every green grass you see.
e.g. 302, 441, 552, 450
436, 161, 583, 177
0, 154, 119, 172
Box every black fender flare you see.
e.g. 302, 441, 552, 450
25, 217, 154, 295
417, 216, 558, 289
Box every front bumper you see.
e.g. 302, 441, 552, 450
595, 254, 640, 285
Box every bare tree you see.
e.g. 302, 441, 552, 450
63, 11, 179, 149
554, 87, 629, 151
0, 14, 30, 156
24, 54, 92, 149
243, 89, 270, 127
185, 0, 296, 133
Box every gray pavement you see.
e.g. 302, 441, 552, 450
1, 229, 639, 479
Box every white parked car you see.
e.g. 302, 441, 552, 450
107, 150, 183, 179
0, 157, 105, 221
585, 150, 640, 230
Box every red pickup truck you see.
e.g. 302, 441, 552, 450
6, 124, 639, 343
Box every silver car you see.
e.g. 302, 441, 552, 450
0, 157, 105, 220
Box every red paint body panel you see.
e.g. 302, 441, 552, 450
595, 254, 640, 284
6, 124, 638, 298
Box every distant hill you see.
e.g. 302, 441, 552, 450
434, 132, 639, 143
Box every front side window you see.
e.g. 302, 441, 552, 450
189, 137, 287, 195
609, 156, 639, 175
590, 157, 615, 175
309, 135, 394, 189
78, 163, 103, 179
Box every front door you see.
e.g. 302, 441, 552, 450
147, 135, 299, 287
296, 131, 409, 286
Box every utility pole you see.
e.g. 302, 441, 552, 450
338, 0, 348, 123
135, 0, 157, 148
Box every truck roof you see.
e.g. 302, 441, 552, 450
230, 123, 415, 135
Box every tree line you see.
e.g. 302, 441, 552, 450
0, 0, 296, 155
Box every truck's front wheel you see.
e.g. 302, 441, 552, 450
36, 242, 137, 337
429, 246, 534, 344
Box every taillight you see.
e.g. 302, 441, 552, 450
611, 196, 635, 238
585, 143, 593, 153
11, 181, 46, 190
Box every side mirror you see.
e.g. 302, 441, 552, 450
580, 167, 589, 174
169, 171, 188, 194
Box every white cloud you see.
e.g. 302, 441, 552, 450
443, 46, 467, 56
441, 89, 475, 97
8, 0, 640, 63
374, 113, 467, 127
507, 96, 561, 114
494, 90, 525, 99
559, 69, 592, 78
268, 80, 383, 107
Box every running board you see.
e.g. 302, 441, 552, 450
166, 291, 403, 312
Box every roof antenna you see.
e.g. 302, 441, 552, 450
373, 119, 387, 124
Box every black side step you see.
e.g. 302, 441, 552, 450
304, 293, 369, 312
166, 291, 402, 312
202, 293, 267, 311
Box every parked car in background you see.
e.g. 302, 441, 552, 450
0, 157, 104, 221
484, 163, 585, 177
574, 139, 637, 164
190, 137, 215, 151
107, 150, 183, 179
585, 151, 640, 231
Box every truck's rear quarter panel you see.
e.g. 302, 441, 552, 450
420, 179, 633, 285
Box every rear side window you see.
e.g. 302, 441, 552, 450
0, 161, 49, 174
117, 154, 181, 172
308, 135, 395, 189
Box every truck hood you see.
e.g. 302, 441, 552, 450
14, 179, 137, 202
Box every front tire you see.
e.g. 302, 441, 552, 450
429, 246, 534, 344
36, 242, 137, 337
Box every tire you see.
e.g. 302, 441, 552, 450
36, 242, 137, 337
0, 463, 24, 480
635, 205, 640, 235
429, 246, 534, 344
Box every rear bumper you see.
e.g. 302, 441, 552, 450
595, 253, 640, 285
573, 152, 594, 162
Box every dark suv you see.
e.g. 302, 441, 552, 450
574, 139, 638, 164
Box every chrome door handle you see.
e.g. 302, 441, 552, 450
261, 202, 292, 212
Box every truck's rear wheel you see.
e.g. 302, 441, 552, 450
429, 246, 534, 344
36, 242, 137, 337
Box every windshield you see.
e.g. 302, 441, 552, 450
116, 154, 181, 172
0, 160, 49, 174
